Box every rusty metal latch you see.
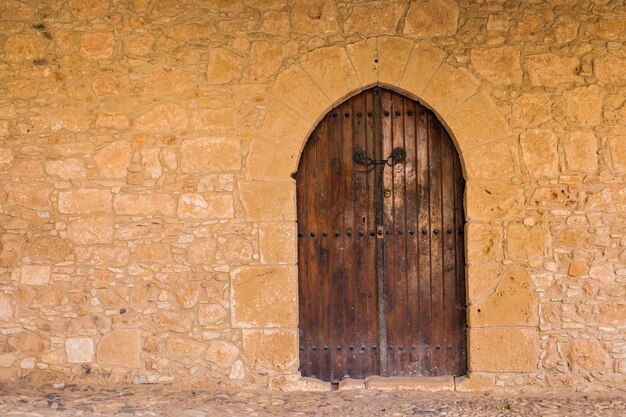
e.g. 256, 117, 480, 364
353, 147, 406, 167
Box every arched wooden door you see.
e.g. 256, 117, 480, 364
296, 87, 466, 382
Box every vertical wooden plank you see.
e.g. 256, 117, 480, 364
403, 99, 420, 373
440, 124, 457, 374
416, 103, 432, 375
329, 103, 345, 381
428, 112, 445, 375
342, 98, 357, 378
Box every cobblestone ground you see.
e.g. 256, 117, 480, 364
1, 382, 625, 417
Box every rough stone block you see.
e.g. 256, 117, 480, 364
114, 194, 176, 217
180, 137, 241, 173
466, 223, 503, 264
246, 139, 299, 181
271, 65, 332, 120
467, 263, 504, 304
398, 41, 447, 96
270, 374, 332, 392
205, 340, 240, 368
58, 189, 112, 214
594, 55, 626, 84
80, 32, 114, 58
177, 193, 234, 219
506, 222, 550, 261
563, 85, 604, 127
300, 45, 361, 105
609, 137, 626, 173
404, 0, 459, 37
463, 139, 517, 179
4, 33, 47, 62
238, 181, 296, 221
365, 376, 454, 391
242, 329, 297, 372
524, 54, 580, 85
446, 92, 511, 150
469, 328, 538, 373
134, 104, 188, 132
259, 222, 297, 264
470, 46, 522, 85
345, 38, 378, 88
421, 64, 479, 116
562, 131, 598, 173
2, 183, 52, 211
232, 266, 297, 327
585, 185, 626, 212
69, 0, 109, 20
377, 37, 414, 87
20, 265, 51, 286
465, 181, 524, 221
469, 265, 538, 327
44, 158, 87, 180
520, 129, 559, 179
97, 329, 141, 368
190, 108, 237, 132
67, 216, 114, 244
74, 247, 129, 267
258, 101, 311, 149
454, 373, 495, 392
343, 1, 405, 35
65, 337, 94, 363
94, 140, 131, 178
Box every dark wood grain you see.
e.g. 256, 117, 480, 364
297, 87, 466, 381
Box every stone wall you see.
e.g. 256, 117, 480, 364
0, 0, 625, 391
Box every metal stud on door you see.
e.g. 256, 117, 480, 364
296, 87, 467, 382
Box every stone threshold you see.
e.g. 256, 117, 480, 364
273, 374, 494, 392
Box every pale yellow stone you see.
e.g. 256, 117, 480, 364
565, 340, 609, 372
398, 41, 447, 98
469, 264, 538, 327
7, 79, 39, 98
114, 194, 176, 216
271, 374, 332, 391
144, 67, 196, 95
135, 243, 172, 263
377, 37, 414, 87
520, 129, 559, 178
220, 236, 255, 265
0, 148, 14, 166
4, 33, 47, 62
206, 340, 239, 367
180, 137, 241, 172
421, 64, 479, 116
58, 189, 111, 214
553, 15, 580, 44
524, 54, 580, 85
238, 181, 296, 221
454, 373, 495, 392
67, 216, 114, 244
469, 328, 538, 372
0, 294, 14, 321
463, 139, 517, 179
585, 185, 626, 212
232, 266, 297, 327
134, 104, 187, 132
249, 40, 297, 79
165, 338, 207, 358
366, 376, 454, 392
470, 46, 522, 84
207, 48, 245, 84
20, 265, 51, 286
598, 302, 626, 325
187, 238, 217, 265
467, 263, 504, 304
291, 0, 338, 34
95, 113, 129, 129
80, 32, 114, 58
589, 263, 615, 283
124, 33, 154, 56
344, 1, 405, 35
270, 65, 332, 120
198, 304, 228, 327
446, 92, 511, 150
594, 55, 626, 84
563, 85, 604, 127
2, 183, 52, 211
65, 338, 94, 363
242, 329, 297, 371
506, 222, 550, 261
174, 284, 199, 309
94, 140, 131, 178
44, 158, 87, 180
0, 0, 36, 20
74, 247, 129, 267
466, 224, 503, 263
465, 181, 524, 221
345, 38, 378, 88
178, 193, 233, 219
69, 0, 109, 20
190, 108, 237, 132
300, 45, 361, 105
587, 17, 626, 40
50, 110, 91, 132
259, 222, 297, 264
258, 101, 311, 149
562, 131, 598, 173
404, 0, 458, 36
609, 137, 626, 173
97, 329, 140, 368
246, 139, 298, 181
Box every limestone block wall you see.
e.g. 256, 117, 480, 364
0, 0, 625, 391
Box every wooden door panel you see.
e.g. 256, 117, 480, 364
297, 87, 466, 381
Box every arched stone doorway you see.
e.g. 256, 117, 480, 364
296, 87, 466, 382
240, 37, 539, 387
